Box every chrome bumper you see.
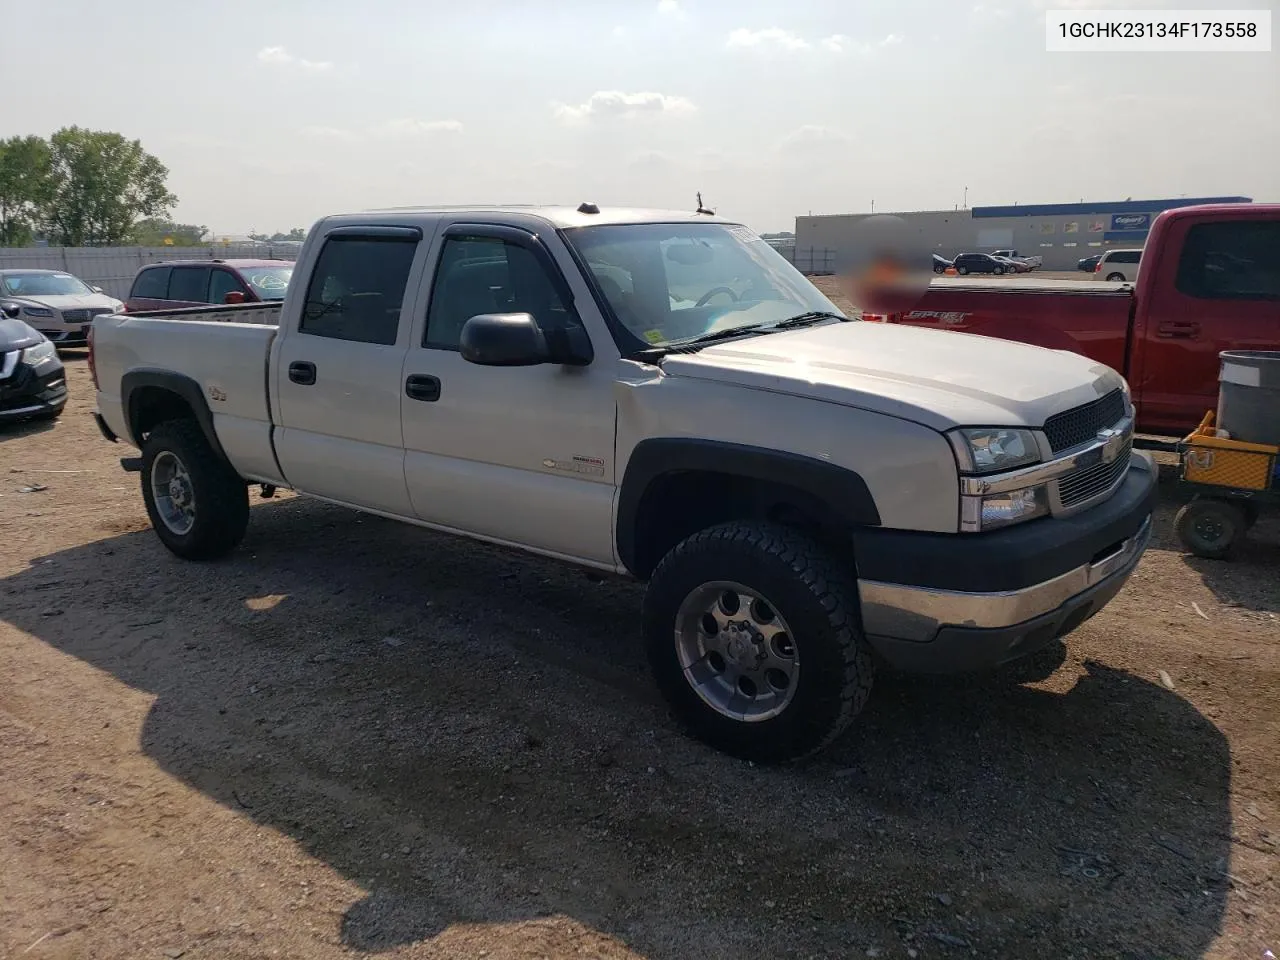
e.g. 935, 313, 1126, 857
860, 514, 1152, 645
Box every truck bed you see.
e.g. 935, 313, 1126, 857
877, 278, 1136, 376
93, 307, 283, 485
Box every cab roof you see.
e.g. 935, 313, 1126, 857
353, 204, 739, 230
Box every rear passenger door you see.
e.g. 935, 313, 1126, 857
128, 265, 171, 311
272, 226, 425, 515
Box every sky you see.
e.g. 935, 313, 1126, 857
2, 0, 1277, 235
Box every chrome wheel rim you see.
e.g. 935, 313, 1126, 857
151, 451, 196, 535
674, 581, 799, 722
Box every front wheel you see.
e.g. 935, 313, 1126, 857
956, 266, 969, 276
643, 522, 874, 763
1175, 498, 1245, 560
141, 419, 249, 560
993, 265, 1005, 275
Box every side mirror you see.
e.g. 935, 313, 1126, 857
1, 302, 20, 319
92, 285, 105, 294
224, 291, 246, 305
460, 313, 552, 367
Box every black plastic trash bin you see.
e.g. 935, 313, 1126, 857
1218, 350, 1280, 447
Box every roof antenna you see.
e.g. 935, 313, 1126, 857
695, 191, 715, 216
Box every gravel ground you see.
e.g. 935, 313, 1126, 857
1, 357, 1277, 960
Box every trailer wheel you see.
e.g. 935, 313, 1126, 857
1175, 498, 1246, 561
141, 419, 249, 560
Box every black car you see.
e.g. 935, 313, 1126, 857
932, 254, 953, 274
0, 311, 67, 424
951, 253, 1007, 276
1077, 254, 1102, 272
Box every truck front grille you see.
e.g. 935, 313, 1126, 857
1057, 439, 1132, 508
1044, 389, 1127, 452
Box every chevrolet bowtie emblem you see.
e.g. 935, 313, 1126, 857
1097, 427, 1124, 463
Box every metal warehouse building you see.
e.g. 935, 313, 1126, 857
793, 196, 1253, 273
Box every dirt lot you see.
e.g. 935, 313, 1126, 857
2, 357, 1277, 960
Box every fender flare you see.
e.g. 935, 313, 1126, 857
121, 368, 227, 461
616, 438, 881, 575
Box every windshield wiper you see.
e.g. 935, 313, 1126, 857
769, 310, 847, 329
662, 322, 777, 352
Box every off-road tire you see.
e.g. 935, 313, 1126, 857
141, 419, 249, 560
643, 521, 874, 763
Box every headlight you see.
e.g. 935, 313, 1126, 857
21, 306, 54, 318
947, 427, 1040, 474
21, 339, 58, 367
961, 485, 1050, 532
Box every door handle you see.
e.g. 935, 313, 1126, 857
1156, 321, 1200, 339
405, 374, 441, 402
288, 361, 317, 385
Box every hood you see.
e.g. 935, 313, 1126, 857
659, 321, 1125, 431
0, 316, 44, 352
3, 292, 122, 310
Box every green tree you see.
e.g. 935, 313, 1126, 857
0, 135, 52, 246
43, 127, 176, 246
131, 218, 209, 246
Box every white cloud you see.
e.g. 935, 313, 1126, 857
300, 125, 356, 141
257, 46, 332, 72
656, 0, 685, 18
879, 33, 903, 47
726, 28, 810, 51
820, 34, 850, 52
552, 90, 697, 124
777, 125, 853, 152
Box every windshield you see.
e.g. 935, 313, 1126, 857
240, 265, 293, 300
564, 222, 846, 350
1, 272, 93, 297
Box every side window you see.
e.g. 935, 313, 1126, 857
1175, 221, 1280, 301
300, 236, 418, 345
424, 235, 574, 349
169, 266, 210, 302
1115, 251, 1140, 264
131, 266, 170, 299
208, 269, 245, 303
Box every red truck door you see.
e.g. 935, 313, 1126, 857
1132, 212, 1280, 435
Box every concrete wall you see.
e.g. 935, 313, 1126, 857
795, 196, 1252, 272
0, 244, 301, 299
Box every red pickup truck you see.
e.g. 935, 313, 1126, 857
864, 203, 1279, 437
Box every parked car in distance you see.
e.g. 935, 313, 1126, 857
1077, 254, 1103, 272
993, 255, 1032, 274
952, 253, 1008, 275
0, 269, 125, 346
91, 203, 1157, 762
994, 249, 1043, 269
932, 254, 953, 274
1095, 248, 1143, 283
125, 259, 294, 312
0, 309, 67, 422
865, 203, 1280, 437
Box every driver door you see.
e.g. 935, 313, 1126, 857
400, 223, 618, 566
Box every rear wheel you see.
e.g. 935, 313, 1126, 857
141, 419, 249, 560
1175, 498, 1245, 560
956, 266, 969, 275
643, 521, 874, 763
993, 265, 1005, 275
1106, 272, 1126, 282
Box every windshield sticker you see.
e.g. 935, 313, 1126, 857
642, 329, 665, 344
728, 225, 761, 244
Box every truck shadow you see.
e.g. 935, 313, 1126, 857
0, 497, 1233, 958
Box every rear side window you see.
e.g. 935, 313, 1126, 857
131, 266, 170, 299
169, 266, 211, 302
1110, 251, 1141, 264
1175, 221, 1280, 301
300, 236, 418, 345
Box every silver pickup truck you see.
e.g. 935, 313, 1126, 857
90, 204, 1156, 762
